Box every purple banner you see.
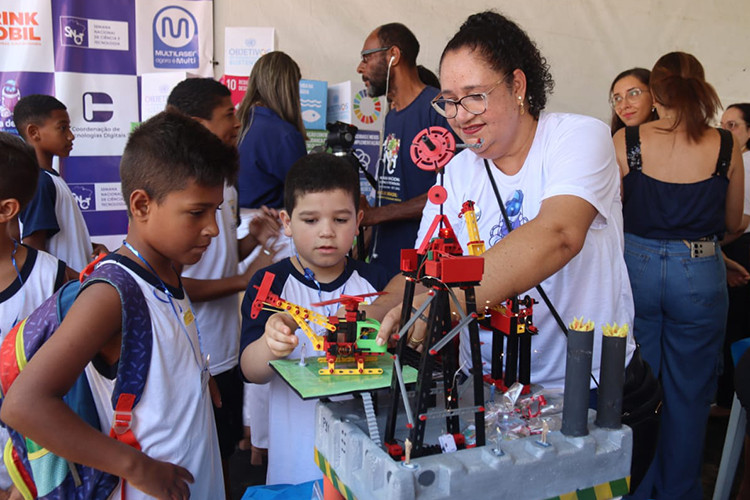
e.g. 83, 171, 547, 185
51, 0, 136, 74
64, 155, 128, 237
0, 71, 55, 134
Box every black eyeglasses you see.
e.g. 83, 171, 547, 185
431, 79, 506, 119
360, 46, 391, 64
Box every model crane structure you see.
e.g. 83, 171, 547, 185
384, 126, 543, 460
383, 127, 487, 459
250, 271, 387, 375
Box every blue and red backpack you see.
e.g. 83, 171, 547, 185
0, 257, 153, 500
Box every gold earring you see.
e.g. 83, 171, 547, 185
518, 96, 525, 116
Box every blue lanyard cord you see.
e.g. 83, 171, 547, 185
296, 254, 339, 316
11, 240, 22, 286
122, 240, 207, 371
296, 253, 324, 300
10, 240, 24, 327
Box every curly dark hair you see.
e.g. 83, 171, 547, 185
441, 11, 554, 118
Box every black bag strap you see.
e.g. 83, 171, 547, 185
715, 128, 733, 177
482, 159, 599, 385
624, 126, 642, 172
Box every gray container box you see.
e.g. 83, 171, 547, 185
315, 399, 632, 500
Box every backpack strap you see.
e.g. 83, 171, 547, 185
0, 277, 81, 398
715, 128, 733, 177
624, 126, 643, 172
53, 259, 67, 292
80, 261, 152, 451
4, 437, 36, 499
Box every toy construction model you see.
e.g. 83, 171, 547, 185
315, 127, 633, 500
384, 126, 549, 460
384, 127, 487, 459
457, 199, 539, 393
250, 271, 386, 375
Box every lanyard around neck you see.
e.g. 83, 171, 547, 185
122, 240, 207, 370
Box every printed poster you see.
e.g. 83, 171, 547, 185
135, 0, 214, 77
222, 27, 275, 106
51, 0, 136, 74
327, 81, 385, 132
224, 26, 274, 78
1, 0, 214, 242
140, 71, 196, 121
0, 1, 55, 73
300, 79, 327, 131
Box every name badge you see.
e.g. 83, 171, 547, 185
183, 309, 194, 326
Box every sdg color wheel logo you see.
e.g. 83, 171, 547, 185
353, 90, 381, 125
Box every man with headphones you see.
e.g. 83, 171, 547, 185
356, 23, 456, 279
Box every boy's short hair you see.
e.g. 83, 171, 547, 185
120, 110, 238, 215
284, 153, 360, 214
0, 132, 39, 209
166, 78, 231, 120
13, 94, 67, 140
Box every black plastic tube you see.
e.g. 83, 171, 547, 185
595, 335, 627, 429
561, 327, 594, 437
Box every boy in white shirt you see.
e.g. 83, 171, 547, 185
1, 111, 236, 499
240, 153, 390, 484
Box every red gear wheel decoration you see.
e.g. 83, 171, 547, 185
410, 126, 456, 171
428, 185, 448, 205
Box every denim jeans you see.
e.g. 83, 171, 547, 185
624, 233, 727, 500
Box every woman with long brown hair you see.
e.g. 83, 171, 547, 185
614, 52, 744, 499
608, 67, 658, 135
236, 51, 307, 212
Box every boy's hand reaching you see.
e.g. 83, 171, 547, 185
239, 206, 281, 260
129, 455, 194, 500
263, 312, 299, 358
249, 206, 280, 248
91, 242, 110, 259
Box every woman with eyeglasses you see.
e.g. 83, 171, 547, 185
715, 103, 750, 418
371, 10, 658, 494
722, 103, 750, 168
613, 53, 744, 500
609, 68, 659, 135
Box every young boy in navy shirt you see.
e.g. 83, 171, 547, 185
240, 153, 390, 485
1, 111, 236, 499
13, 94, 104, 273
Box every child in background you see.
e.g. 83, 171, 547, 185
240, 153, 390, 485
13, 94, 104, 273
1, 111, 236, 499
166, 78, 279, 496
0, 132, 67, 499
